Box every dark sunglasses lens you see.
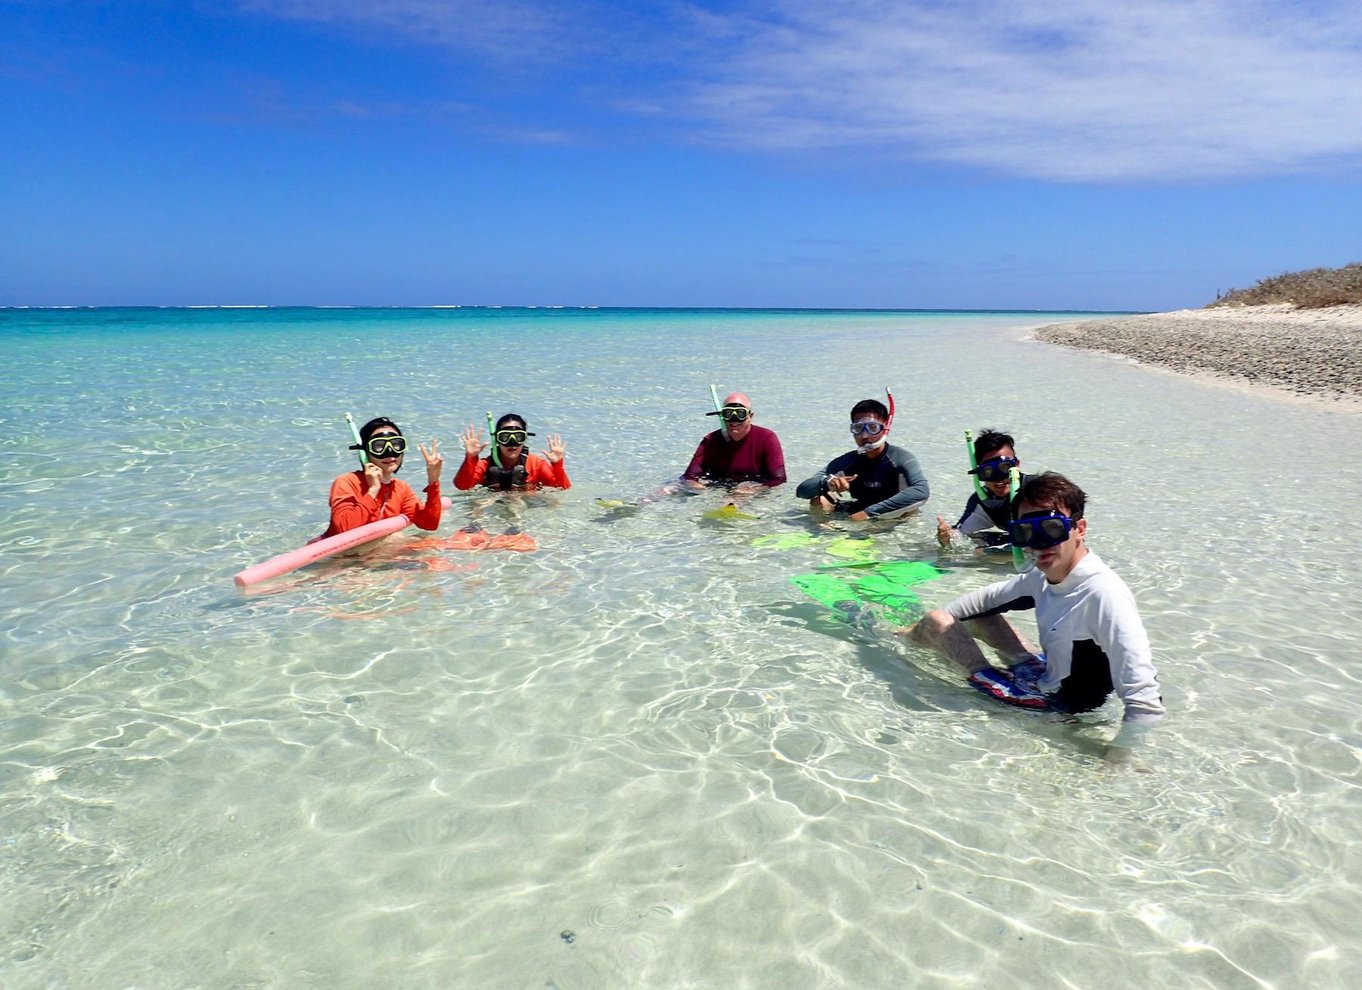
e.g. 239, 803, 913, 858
1011, 516, 1069, 549
977, 458, 1015, 482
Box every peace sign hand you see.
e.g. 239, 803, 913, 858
543, 434, 566, 464
460, 425, 488, 458
420, 438, 444, 485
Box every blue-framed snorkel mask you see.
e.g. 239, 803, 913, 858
1008, 510, 1075, 550
968, 456, 1019, 484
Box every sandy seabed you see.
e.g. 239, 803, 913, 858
1033, 303, 1362, 412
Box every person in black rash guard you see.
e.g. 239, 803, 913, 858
937, 428, 1033, 550
795, 398, 929, 520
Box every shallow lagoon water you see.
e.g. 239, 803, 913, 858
1, 307, 1360, 988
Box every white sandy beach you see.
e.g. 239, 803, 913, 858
1034, 303, 1362, 412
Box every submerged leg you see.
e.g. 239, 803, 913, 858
905, 609, 991, 675
965, 613, 1040, 666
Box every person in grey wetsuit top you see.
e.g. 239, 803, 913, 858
906, 472, 1164, 762
938, 428, 1032, 549
795, 398, 929, 520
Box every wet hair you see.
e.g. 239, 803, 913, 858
973, 429, 1016, 461
850, 399, 889, 421
495, 412, 526, 431
1017, 472, 1086, 521
358, 417, 402, 445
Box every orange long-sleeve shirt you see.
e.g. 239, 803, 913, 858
454, 453, 570, 491
323, 471, 443, 537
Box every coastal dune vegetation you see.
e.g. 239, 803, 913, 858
1210, 261, 1362, 309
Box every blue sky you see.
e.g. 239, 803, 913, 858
2, 0, 1360, 310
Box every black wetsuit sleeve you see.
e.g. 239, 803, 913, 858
863, 448, 930, 518
954, 492, 985, 530
795, 452, 856, 500
955, 493, 1006, 535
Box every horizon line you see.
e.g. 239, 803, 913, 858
0, 304, 1150, 315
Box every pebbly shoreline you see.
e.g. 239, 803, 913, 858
1033, 303, 1362, 410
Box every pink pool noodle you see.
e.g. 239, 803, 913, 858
233, 497, 452, 588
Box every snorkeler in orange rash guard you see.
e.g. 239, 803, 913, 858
323, 417, 444, 537
454, 412, 570, 491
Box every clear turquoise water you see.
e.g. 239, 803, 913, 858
1, 307, 1359, 988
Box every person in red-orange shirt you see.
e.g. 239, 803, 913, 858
454, 413, 570, 491
322, 417, 444, 537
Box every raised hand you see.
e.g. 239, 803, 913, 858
460, 425, 488, 459
936, 514, 954, 548
363, 461, 385, 498
543, 434, 566, 464
420, 438, 444, 484
827, 472, 857, 494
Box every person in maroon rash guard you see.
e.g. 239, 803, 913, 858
680, 392, 786, 493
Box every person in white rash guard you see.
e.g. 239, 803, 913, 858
905, 471, 1164, 761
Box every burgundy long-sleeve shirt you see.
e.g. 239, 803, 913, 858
682, 425, 786, 487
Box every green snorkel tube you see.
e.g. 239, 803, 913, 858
709, 384, 728, 439
486, 410, 501, 468
964, 429, 987, 501
345, 411, 368, 468
1008, 465, 1026, 571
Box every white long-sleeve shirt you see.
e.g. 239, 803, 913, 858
946, 551, 1165, 724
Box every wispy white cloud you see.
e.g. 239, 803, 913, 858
680, 0, 1362, 181
236, 0, 1362, 181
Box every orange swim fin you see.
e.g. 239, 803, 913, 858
487, 530, 538, 552
443, 526, 493, 551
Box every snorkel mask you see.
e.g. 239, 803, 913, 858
1008, 510, 1075, 550
349, 416, 405, 473
970, 456, 1020, 484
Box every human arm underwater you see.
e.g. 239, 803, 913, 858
938, 494, 998, 548
795, 450, 859, 501
681, 432, 719, 489
1093, 584, 1165, 749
